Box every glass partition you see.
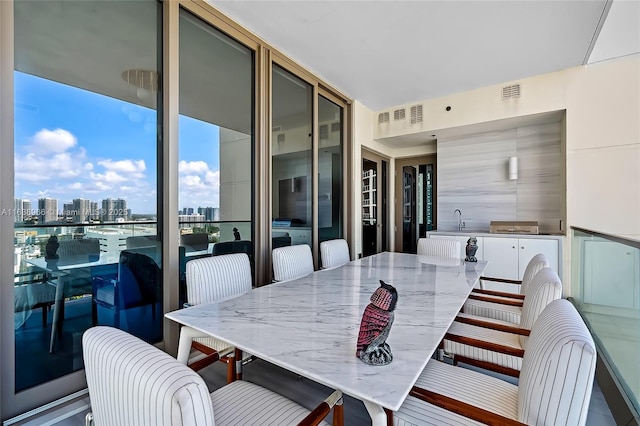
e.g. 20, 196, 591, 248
13, 0, 161, 391
271, 65, 313, 249
317, 95, 343, 260
571, 228, 640, 413
178, 9, 254, 276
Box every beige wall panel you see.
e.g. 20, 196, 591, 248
568, 145, 640, 240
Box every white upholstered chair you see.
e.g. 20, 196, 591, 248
320, 239, 350, 269
463, 253, 549, 324
416, 238, 460, 258
272, 244, 314, 282
442, 267, 563, 377
393, 299, 596, 426
177, 253, 252, 382
84, 326, 343, 426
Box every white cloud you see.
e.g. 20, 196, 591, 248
179, 160, 209, 174
29, 128, 77, 154
98, 159, 146, 174
90, 170, 128, 184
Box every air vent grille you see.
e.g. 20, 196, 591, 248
502, 84, 521, 100
410, 105, 423, 124
272, 126, 283, 132
393, 108, 406, 121
378, 112, 390, 124
319, 124, 329, 140
330, 122, 341, 132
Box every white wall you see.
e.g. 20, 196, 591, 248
353, 54, 640, 290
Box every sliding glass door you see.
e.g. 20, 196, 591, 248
6, 0, 162, 416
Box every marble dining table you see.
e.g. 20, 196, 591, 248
165, 251, 488, 425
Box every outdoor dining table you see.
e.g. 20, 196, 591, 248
166, 251, 488, 425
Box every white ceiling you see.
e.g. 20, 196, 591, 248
210, 0, 639, 112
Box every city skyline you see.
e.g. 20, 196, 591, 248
14, 71, 222, 214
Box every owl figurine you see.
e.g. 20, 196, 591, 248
465, 237, 478, 262
356, 280, 398, 365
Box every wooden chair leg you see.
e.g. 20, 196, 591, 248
226, 354, 236, 384
384, 408, 393, 426
234, 348, 242, 381
333, 401, 344, 426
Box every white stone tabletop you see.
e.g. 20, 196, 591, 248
166, 252, 487, 412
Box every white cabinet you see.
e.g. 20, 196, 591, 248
483, 236, 559, 281
482, 237, 519, 279
429, 235, 483, 260
288, 228, 311, 245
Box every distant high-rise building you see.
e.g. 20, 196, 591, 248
72, 198, 92, 223
198, 207, 217, 221
91, 202, 99, 220
37, 198, 58, 224
62, 203, 75, 219
14, 198, 31, 222
101, 198, 128, 222
182, 207, 194, 215
23, 200, 32, 221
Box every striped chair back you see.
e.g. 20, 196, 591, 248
417, 238, 460, 258
518, 267, 562, 347
57, 238, 100, 265
519, 253, 549, 294
272, 244, 314, 282
518, 299, 596, 426
186, 253, 252, 305
320, 239, 350, 269
83, 326, 215, 425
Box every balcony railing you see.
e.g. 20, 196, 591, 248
571, 227, 640, 423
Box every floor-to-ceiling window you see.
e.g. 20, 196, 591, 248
317, 95, 344, 264
271, 65, 313, 253
1, 0, 350, 419
10, 0, 161, 410
178, 9, 254, 297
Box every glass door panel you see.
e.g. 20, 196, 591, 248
178, 9, 254, 302
271, 66, 313, 251
11, 0, 161, 407
317, 96, 343, 265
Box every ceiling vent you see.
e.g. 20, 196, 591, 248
393, 108, 406, 121
378, 112, 390, 124
319, 124, 329, 140
330, 122, 341, 132
502, 84, 521, 100
410, 105, 423, 124
272, 126, 283, 132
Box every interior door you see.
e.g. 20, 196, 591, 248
395, 155, 436, 253
402, 166, 417, 253
362, 152, 387, 257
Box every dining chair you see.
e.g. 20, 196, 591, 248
272, 244, 314, 282
442, 267, 562, 377
48, 237, 100, 352
417, 238, 460, 258
319, 239, 350, 269
84, 326, 344, 426
463, 253, 549, 324
392, 299, 596, 426
180, 232, 210, 253
92, 249, 162, 343
177, 253, 252, 382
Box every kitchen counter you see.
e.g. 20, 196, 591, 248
427, 230, 564, 240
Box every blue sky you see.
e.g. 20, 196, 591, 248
14, 72, 220, 215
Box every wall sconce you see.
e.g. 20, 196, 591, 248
508, 156, 518, 180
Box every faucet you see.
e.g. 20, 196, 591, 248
453, 209, 465, 231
